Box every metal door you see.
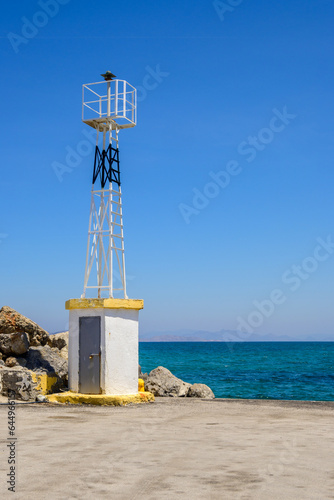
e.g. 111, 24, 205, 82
79, 316, 101, 394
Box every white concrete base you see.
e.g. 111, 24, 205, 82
66, 299, 143, 396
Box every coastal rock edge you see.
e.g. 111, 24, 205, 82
144, 365, 215, 399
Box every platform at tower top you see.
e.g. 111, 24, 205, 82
82, 79, 136, 130
65, 298, 144, 310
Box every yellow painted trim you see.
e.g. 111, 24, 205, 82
138, 378, 145, 391
65, 298, 144, 311
30, 372, 58, 395
47, 391, 155, 406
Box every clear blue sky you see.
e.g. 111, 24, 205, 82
1, 0, 334, 339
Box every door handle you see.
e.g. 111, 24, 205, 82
89, 353, 100, 359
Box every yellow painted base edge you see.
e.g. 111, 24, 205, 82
46, 391, 155, 406
65, 298, 144, 311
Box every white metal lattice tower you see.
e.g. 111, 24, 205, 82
81, 71, 137, 299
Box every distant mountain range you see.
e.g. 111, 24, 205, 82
51, 328, 334, 342
139, 329, 334, 342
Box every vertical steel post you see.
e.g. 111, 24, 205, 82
107, 81, 111, 117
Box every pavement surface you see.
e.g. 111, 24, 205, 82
0, 397, 333, 499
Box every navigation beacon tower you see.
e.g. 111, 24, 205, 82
65, 71, 143, 396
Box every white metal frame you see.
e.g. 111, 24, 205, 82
81, 77, 136, 299
82, 79, 136, 129
82, 182, 127, 299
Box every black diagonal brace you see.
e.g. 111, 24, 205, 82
92, 145, 120, 188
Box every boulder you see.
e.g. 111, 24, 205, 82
0, 331, 30, 356
16, 357, 27, 368
145, 366, 191, 397
0, 367, 35, 400
47, 331, 68, 351
5, 357, 18, 367
187, 383, 215, 399
57, 346, 68, 360
0, 306, 48, 346
24, 345, 68, 381
0, 345, 69, 400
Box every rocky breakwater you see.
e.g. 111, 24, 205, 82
0, 306, 68, 400
139, 365, 215, 399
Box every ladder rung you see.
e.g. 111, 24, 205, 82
85, 286, 110, 289
92, 189, 122, 196
89, 230, 123, 235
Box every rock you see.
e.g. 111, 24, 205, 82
24, 345, 68, 381
5, 357, 18, 367
138, 364, 148, 381
187, 383, 215, 399
58, 346, 68, 360
16, 357, 27, 368
47, 331, 68, 351
36, 394, 48, 403
0, 306, 49, 346
145, 366, 191, 397
47, 332, 68, 360
0, 331, 30, 356
0, 368, 34, 400
0, 345, 68, 400
0, 351, 68, 400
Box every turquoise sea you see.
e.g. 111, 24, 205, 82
139, 342, 334, 401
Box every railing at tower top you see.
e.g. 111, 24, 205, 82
82, 80, 137, 130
